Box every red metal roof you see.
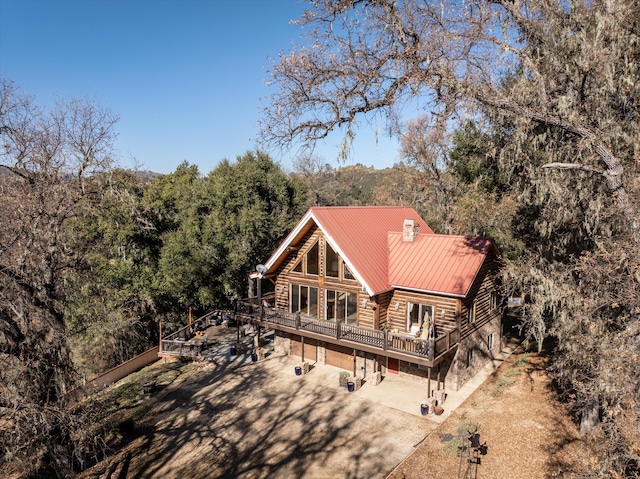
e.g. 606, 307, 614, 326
311, 206, 432, 295
264, 206, 494, 298
388, 233, 494, 297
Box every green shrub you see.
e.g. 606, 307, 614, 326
503, 368, 522, 377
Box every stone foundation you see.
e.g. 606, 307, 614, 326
273, 331, 291, 355
446, 319, 502, 390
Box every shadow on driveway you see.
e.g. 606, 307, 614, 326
124, 334, 430, 479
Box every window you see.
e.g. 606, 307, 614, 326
326, 289, 357, 324
325, 243, 339, 277
490, 291, 498, 310
407, 303, 434, 335
468, 301, 476, 324
306, 242, 319, 275
290, 284, 318, 317
487, 333, 494, 351
292, 260, 302, 273
466, 349, 474, 368
343, 263, 355, 281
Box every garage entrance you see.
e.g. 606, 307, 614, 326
326, 344, 355, 370
292, 336, 317, 362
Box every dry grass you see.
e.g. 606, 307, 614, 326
388, 348, 593, 479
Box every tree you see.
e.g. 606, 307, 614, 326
260, 1, 640, 474
292, 153, 335, 206
205, 151, 307, 295
0, 79, 119, 475
260, 0, 640, 239
65, 168, 161, 376
142, 162, 227, 317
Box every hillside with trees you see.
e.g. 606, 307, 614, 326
0, 79, 308, 477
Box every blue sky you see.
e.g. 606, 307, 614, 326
0, 0, 402, 174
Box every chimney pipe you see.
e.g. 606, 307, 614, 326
403, 219, 420, 242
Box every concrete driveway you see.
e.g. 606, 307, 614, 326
124, 326, 439, 479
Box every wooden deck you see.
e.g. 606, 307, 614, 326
160, 310, 226, 358
235, 299, 459, 367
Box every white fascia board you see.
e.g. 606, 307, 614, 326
264, 209, 314, 271
391, 285, 466, 299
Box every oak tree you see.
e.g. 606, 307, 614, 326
0, 79, 119, 476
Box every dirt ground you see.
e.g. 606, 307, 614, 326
77, 328, 591, 479
79, 327, 430, 479
389, 348, 591, 479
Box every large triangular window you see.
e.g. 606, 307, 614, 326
325, 243, 339, 277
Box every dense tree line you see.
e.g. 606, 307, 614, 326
0, 79, 307, 476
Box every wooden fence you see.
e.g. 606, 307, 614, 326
65, 346, 159, 405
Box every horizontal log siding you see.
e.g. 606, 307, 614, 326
459, 254, 501, 341
357, 291, 375, 329
386, 290, 459, 334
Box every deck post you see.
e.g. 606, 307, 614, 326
427, 366, 432, 398
336, 320, 341, 340
301, 336, 305, 362
353, 349, 357, 377
383, 328, 388, 350
295, 312, 300, 329
437, 367, 441, 391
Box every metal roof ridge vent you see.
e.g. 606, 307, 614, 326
403, 219, 420, 242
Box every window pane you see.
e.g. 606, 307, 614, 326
337, 292, 346, 322
291, 285, 299, 313
308, 287, 318, 317
326, 243, 339, 277
422, 305, 433, 325
307, 243, 319, 275
343, 263, 355, 280
408, 303, 420, 328
468, 302, 476, 324
300, 286, 309, 314
346, 293, 357, 324
292, 260, 302, 273
326, 290, 336, 320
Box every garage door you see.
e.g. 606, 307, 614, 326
292, 336, 317, 362
326, 344, 355, 370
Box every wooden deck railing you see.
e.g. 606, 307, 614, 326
160, 310, 223, 357
236, 300, 459, 363
340, 323, 385, 348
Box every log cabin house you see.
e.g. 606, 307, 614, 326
236, 206, 503, 393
